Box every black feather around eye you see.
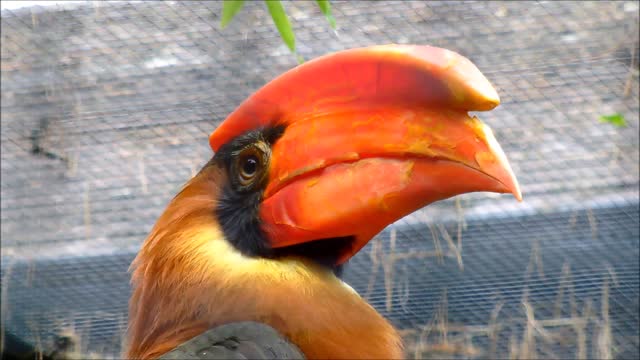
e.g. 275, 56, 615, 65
217, 183, 272, 257
213, 125, 285, 258
213, 124, 348, 276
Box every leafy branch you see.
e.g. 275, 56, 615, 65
220, 0, 336, 63
599, 113, 627, 128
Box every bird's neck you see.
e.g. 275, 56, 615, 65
126, 166, 403, 359
128, 231, 403, 359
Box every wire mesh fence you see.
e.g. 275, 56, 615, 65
1, 1, 638, 358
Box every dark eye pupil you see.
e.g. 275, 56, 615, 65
243, 155, 258, 175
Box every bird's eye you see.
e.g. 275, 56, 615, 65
236, 146, 265, 188
241, 155, 259, 178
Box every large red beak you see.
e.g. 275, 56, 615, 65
210, 45, 522, 264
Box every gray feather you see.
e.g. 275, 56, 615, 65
158, 322, 305, 359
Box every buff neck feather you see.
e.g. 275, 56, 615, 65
126, 164, 403, 359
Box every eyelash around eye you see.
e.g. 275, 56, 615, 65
237, 150, 260, 186
231, 141, 270, 192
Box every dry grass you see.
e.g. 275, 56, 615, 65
2, 205, 635, 359
623, 17, 639, 98
138, 151, 149, 195
364, 205, 466, 310
1, 258, 113, 359
399, 276, 619, 359
0, 256, 630, 359
398, 253, 622, 360
365, 204, 629, 359
83, 182, 92, 241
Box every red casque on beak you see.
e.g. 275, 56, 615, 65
210, 45, 522, 264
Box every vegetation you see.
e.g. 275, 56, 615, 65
220, 0, 336, 63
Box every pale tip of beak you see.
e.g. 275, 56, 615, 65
479, 122, 523, 202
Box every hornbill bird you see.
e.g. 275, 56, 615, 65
126, 44, 522, 359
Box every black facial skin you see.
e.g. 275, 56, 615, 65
214, 125, 353, 277
215, 125, 285, 260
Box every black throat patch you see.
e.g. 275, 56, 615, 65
214, 125, 285, 258
213, 124, 350, 277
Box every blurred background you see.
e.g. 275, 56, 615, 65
1, 1, 638, 359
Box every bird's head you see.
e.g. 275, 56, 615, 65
209, 44, 521, 269
128, 44, 522, 359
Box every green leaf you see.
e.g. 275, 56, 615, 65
599, 113, 627, 127
220, 0, 245, 29
265, 0, 296, 53
315, 0, 336, 29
